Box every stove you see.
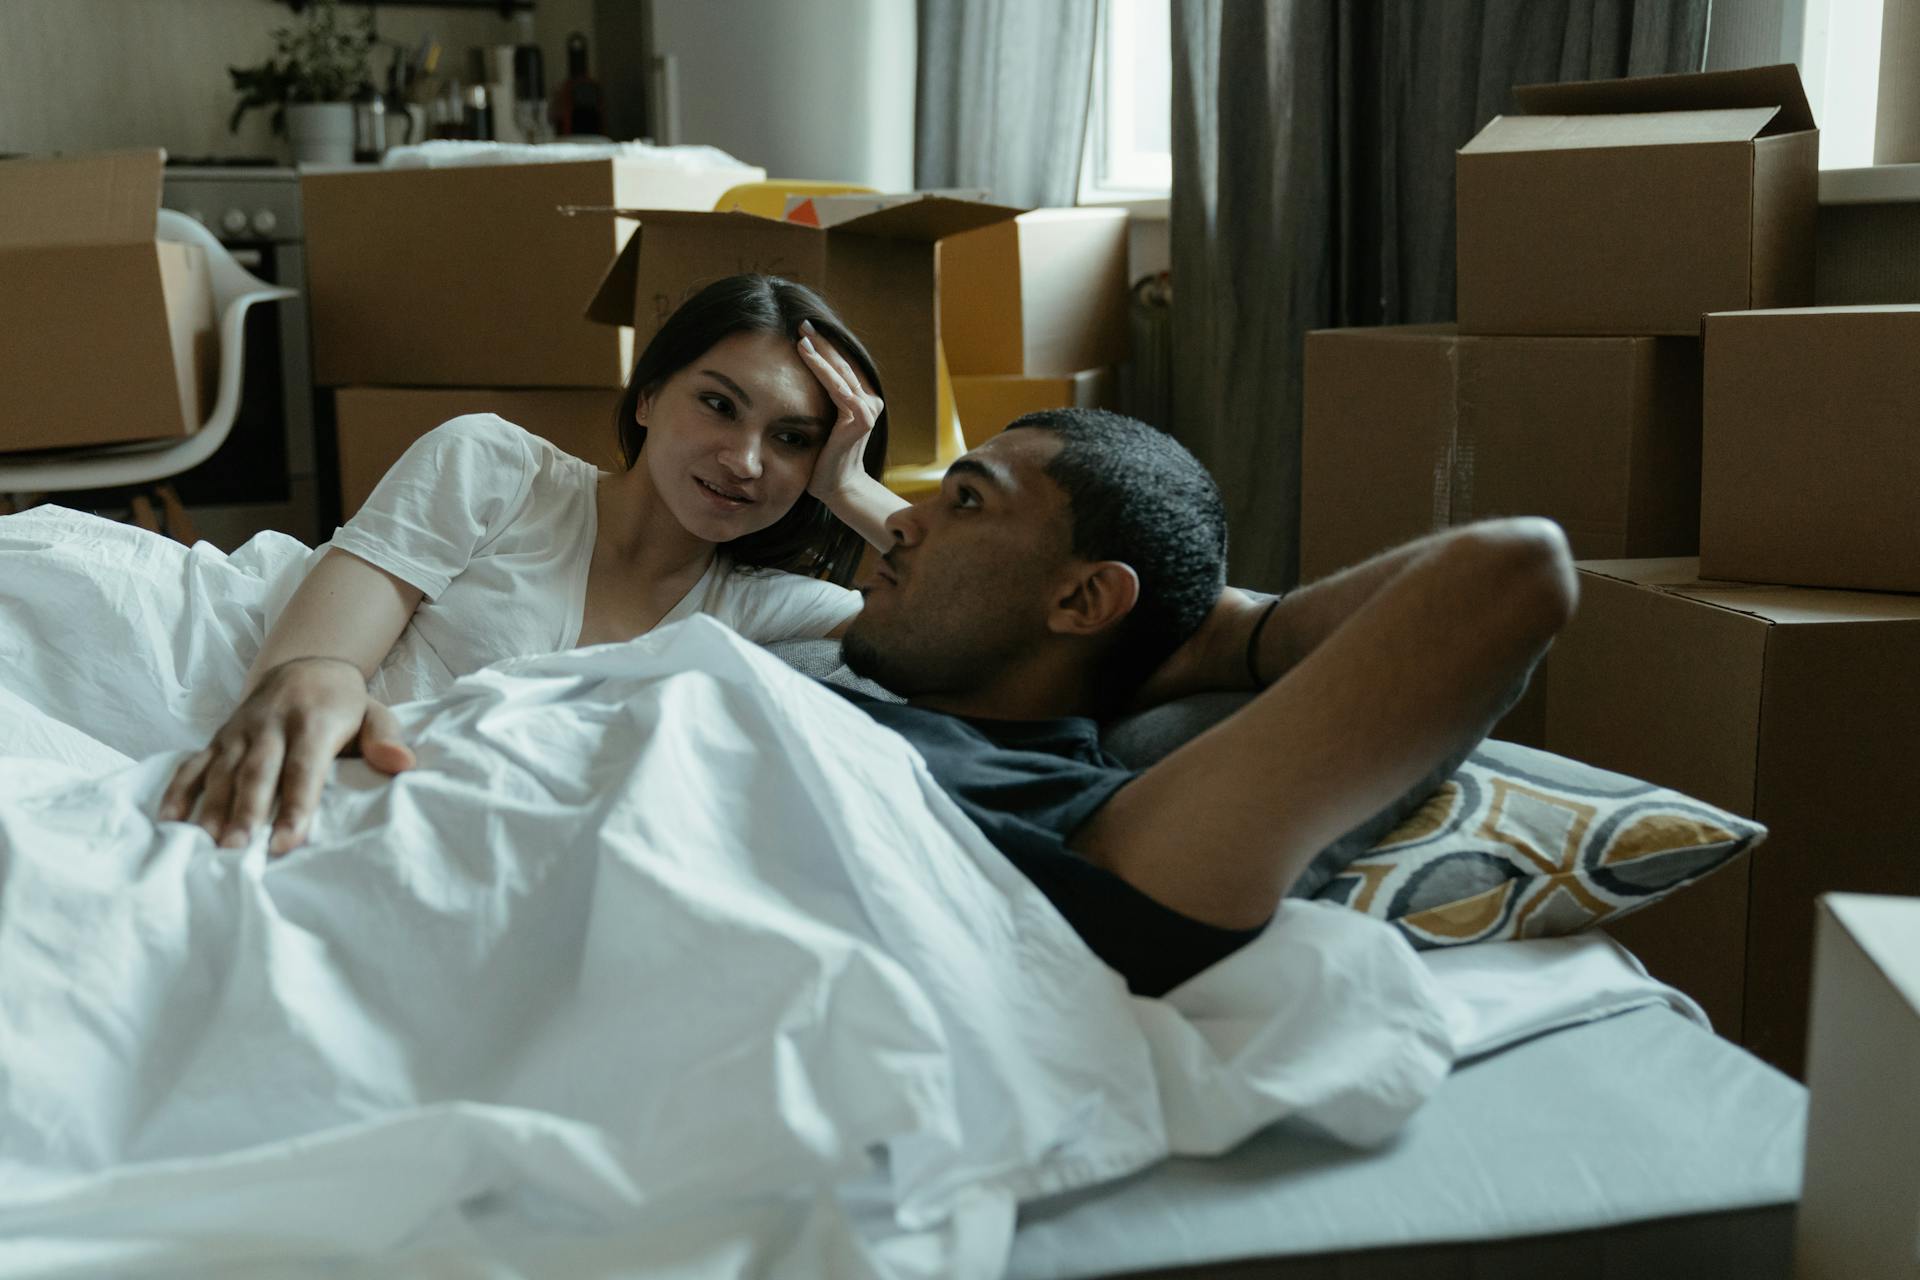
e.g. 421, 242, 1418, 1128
157, 160, 321, 548
163, 161, 304, 246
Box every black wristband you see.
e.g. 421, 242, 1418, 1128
1245, 596, 1281, 690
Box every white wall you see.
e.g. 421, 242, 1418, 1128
0, 0, 594, 160
639, 0, 915, 189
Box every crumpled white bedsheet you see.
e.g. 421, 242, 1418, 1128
0, 509, 1699, 1278
0, 507, 311, 761
0, 589, 1453, 1277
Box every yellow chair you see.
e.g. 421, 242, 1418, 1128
712, 179, 877, 221
880, 343, 969, 501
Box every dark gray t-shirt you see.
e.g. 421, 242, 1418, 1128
827, 687, 1269, 997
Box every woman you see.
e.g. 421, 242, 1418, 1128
159, 274, 908, 855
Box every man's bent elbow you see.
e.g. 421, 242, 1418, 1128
1459, 517, 1578, 642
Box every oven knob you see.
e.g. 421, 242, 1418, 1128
221, 208, 249, 235
252, 209, 278, 236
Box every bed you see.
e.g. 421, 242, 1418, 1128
0, 507, 1807, 1279
1010, 1005, 1802, 1279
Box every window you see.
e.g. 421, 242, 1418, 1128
1079, 0, 1173, 202
1800, 0, 1888, 168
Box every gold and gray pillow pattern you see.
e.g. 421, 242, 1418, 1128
1315, 740, 1764, 948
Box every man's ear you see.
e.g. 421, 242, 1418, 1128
1048, 561, 1140, 637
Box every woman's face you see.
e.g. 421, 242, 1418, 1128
635, 329, 835, 543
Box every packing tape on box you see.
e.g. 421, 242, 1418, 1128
1432, 345, 1475, 530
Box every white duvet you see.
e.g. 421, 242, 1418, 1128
0, 509, 1696, 1278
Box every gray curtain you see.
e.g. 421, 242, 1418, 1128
916, 0, 1100, 207
1170, 0, 1710, 592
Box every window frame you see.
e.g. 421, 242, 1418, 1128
1078, 0, 1173, 209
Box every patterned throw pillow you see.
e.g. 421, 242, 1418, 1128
1314, 740, 1765, 949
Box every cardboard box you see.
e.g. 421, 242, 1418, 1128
0, 149, 216, 451
1302, 326, 1704, 747
1794, 893, 1920, 1280
303, 159, 758, 390
585, 197, 1024, 469
334, 387, 623, 520
1701, 305, 1920, 593
1301, 326, 1702, 580
1457, 64, 1818, 336
952, 368, 1115, 449
1544, 559, 1920, 1075
938, 208, 1130, 375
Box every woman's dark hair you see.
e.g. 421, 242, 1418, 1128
612, 274, 887, 585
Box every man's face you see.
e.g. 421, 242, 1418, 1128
842, 430, 1077, 699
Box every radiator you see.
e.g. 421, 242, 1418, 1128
1119, 271, 1173, 430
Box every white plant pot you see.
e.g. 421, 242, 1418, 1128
286, 102, 355, 165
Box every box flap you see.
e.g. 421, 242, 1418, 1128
1708, 303, 1920, 319
1514, 64, 1816, 136
832, 196, 1026, 242
0, 148, 163, 250
584, 228, 643, 327
590, 207, 781, 230
1576, 558, 1920, 623
1463, 107, 1780, 153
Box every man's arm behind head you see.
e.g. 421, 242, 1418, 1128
1073, 518, 1577, 932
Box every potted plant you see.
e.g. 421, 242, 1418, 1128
229, 0, 374, 165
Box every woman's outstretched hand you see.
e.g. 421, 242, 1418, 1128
798, 319, 885, 503
156, 656, 416, 856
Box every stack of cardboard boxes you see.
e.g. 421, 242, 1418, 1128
305, 168, 1132, 537
1302, 64, 1821, 745
1550, 297, 1920, 1077
302, 158, 757, 518
1304, 64, 1920, 1076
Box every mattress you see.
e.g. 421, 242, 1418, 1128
1009, 1007, 1805, 1279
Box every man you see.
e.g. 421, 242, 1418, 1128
831, 408, 1576, 995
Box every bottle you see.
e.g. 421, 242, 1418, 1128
352, 82, 387, 162
549, 31, 604, 137
511, 11, 549, 144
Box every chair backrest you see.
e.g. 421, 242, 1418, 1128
155, 209, 285, 313
712, 180, 877, 220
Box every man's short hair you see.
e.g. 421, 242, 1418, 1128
1005, 408, 1228, 703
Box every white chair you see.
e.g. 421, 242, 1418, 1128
0, 209, 298, 496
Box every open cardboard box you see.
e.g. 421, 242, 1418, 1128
1457, 64, 1818, 336
1701, 304, 1920, 593
583, 196, 1025, 475
1544, 558, 1920, 1076
302, 158, 759, 391
0, 149, 216, 452
1794, 893, 1920, 1280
